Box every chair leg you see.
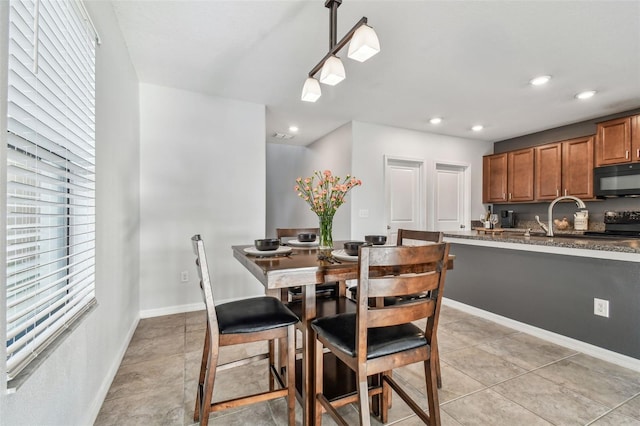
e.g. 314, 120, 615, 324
268, 339, 275, 391
433, 335, 442, 389
199, 350, 218, 426
380, 371, 391, 423
194, 325, 211, 422
424, 357, 441, 426
356, 369, 372, 426
287, 325, 296, 426
314, 337, 324, 426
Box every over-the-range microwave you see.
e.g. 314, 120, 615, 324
594, 163, 640, 198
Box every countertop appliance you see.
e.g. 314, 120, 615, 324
500, 210, 516, 228
584, 211, 640, 238
594, 163, 640, 198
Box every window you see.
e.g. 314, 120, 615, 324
6, 0, 97, 381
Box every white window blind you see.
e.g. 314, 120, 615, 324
6, 0, 96, 380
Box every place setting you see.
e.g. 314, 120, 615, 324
330, 235, 388, 262
243, 238, 293, 257
283, 232, 320, 248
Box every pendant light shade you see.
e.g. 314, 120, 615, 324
301, 77, 322, 102
347, 24, 380, 62
319, 55, 346, 86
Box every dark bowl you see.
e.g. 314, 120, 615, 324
254, 238, 280, 251
297, 233, 316, 242
365, 235, 387, 245
343, 241, 371, 256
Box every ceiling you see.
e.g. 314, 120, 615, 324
110, 0, 640, 146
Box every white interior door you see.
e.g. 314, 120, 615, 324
385, 157, 425, 244
434, 163, 469, 231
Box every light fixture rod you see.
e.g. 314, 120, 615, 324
308, 16, 368, 78
327, 0, 341, 49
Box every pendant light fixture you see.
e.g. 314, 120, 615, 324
301, 0, 380, 102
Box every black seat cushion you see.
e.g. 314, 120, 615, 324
217, 296, 299, 334
311, 313, 428, 360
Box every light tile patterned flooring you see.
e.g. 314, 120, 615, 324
95, 305, 640, 425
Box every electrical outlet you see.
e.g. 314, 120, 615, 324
594, 298, 609, 318
180, 270, 189, 283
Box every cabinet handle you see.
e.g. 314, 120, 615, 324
509, 193, 512, 200
637, 148, 639, 159
626, 150, 630, 159
502, 193, 506, 200
556, 189, 559, 197
564, 188, 568, 196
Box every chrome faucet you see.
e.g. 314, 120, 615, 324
545, 195, 587, 237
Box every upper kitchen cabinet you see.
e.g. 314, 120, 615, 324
483, 153, 507, 203
595, 115, 640, 166
535, 143, 562, 200
507, 148, 535, 202
535, 136, 594, 200
562, 136, 594, 199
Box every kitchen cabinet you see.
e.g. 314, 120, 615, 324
595, 115, 640, 166
483, 148, 534, 203
562, 136, 594, 199
535, 136, 594, 200
483, 153, 507, 203
507, 148, 535, 201
535, 143, 562, 200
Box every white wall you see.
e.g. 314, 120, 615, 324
266, 123, 354, 240
350, 121, 494, 239
1, 2, 141, 424
138, 84, 267, 315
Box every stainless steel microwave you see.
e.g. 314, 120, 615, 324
594, 163, 640, 198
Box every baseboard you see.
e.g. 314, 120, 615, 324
139, 301, 205, 319
85, 314, 139, 425
443, 297, 640, 373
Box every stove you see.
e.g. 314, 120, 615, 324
584, 211, 640, 238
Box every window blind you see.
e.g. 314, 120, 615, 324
6, 0, 96, 380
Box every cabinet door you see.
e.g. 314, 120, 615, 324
632, 115, 640, 162
508, 148, 534, 201
562, 136, 594, 199
596, 117, 631, 166
483, 153, 507, 203
535, 143, 561, 200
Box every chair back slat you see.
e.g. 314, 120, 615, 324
276, 227, 320, 239
397, 229, 443, 246
365, 244, 446, 268
367, 299, 435, 328
368, 272, 440, 299
191, 235, 220, 341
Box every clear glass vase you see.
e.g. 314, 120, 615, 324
318, 214, 334, 251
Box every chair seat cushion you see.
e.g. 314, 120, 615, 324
311, 313, 428, 360
217, 296, 299, 334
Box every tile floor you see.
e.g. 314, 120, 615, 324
95, 305, 640, 425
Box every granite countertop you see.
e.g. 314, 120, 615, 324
443, 229, 640, 256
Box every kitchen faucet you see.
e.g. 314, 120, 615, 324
541, 195, 587, 237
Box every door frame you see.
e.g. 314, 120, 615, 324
430, 160, 471, 231
384, 155, 426, 235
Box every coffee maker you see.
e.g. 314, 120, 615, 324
500, 210, 516, 228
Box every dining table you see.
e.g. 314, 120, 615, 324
232, 241, 454, 426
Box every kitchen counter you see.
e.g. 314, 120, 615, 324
444, 230, 640, 262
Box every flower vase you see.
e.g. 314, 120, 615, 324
318, 214, 334, 251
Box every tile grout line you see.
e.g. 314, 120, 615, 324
583, 389, 640, 426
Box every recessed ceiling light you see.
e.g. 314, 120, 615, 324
429, 117, 442, 125
575, 90, 596, 100
289, 126, 299, 132
471, 125, 484, 132
529, 75, 551, 86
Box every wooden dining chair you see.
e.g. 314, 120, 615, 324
191, 234, 298, 426
311, 243, 450, 425
276, 227, 339, 300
